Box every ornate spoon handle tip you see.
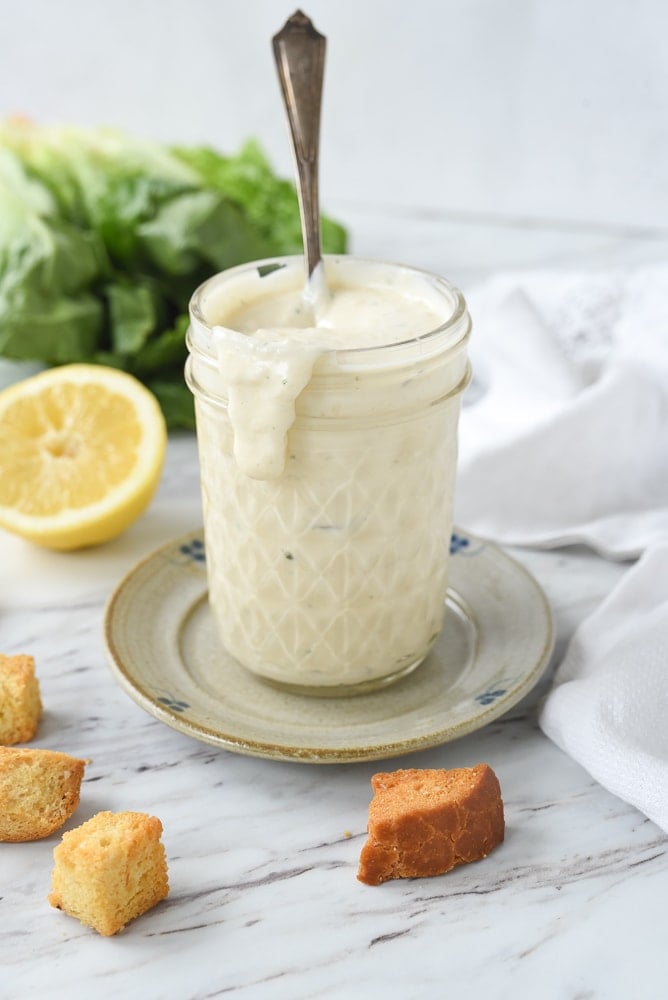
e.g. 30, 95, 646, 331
273, 10, 327, 278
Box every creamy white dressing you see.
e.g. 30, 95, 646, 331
213, 328, 320, 479
187, 257, 471, 691
221, 276, 444, 347
210, 260, 447, 480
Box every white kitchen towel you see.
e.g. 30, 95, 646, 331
539, 542, 668, 833
455, 266, 668, 558
454, 262, 668, 831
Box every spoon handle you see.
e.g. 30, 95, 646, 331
272, 11, 326, 278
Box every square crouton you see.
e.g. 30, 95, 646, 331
357, 764, 504, 885
0, 747, 86, 841
48, 811, 169, 936
0, 654, 42, 745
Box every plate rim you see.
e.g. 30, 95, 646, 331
104, 529, 554, 764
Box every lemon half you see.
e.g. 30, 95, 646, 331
0, 364, 167, 550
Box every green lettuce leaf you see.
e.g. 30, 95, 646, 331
137, 190, 268, 275
105, 278, 160, 356
174, 139, 347, 256
0, 148, 105, 361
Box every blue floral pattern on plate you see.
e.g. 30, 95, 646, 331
156, 694, 190, 712
450, 531, 486, 557
474, 687, 508, 706
450, 532, 470, 555
178, 538, 206, 564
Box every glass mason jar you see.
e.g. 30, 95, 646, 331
186, 256, 471, 695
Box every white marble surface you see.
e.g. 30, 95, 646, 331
2, 219, 668, 999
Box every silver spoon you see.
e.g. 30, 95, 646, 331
273, 10, 329, 306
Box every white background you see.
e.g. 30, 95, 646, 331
1, 0, 667, 235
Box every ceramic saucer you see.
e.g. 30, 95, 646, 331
104, 529, 553, 763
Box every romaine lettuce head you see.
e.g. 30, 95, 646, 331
0, 119, 348, 427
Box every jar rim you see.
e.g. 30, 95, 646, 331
188, 255, 470, 361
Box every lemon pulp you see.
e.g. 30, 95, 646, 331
0, 365, 167, 549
